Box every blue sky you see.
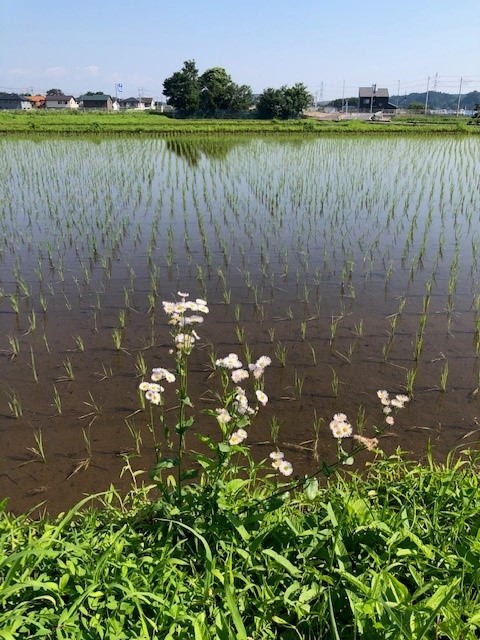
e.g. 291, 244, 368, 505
1, 0, 478, 101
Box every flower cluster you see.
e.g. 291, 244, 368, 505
329, 413, 353, 439
377, 390, 410, 426
138, 381, 164, 405
139, 366, 177, 405
162, 292, 209, 353
269, 450, 294, 476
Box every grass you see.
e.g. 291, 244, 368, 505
0, 448, 479, 639
1, 109, 479, 136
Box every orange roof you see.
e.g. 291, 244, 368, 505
29, 95, 45, 103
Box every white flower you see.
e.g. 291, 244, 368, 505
278, 460, 293, 476
175, 333, 195, 351
395, 394, 410, 404
151, 368, 176, 383
329, 415, 353, 439
162, 301, 176, 315
390, 398, 404, 409
231, 368, 249, 383
216, 353, 242, 369
255, 389, 268, 406
229, 428, 248, 445
248, 364, 265, 379
216, 408, 232, 424
139, 381, 150, 391
256, 356, 272, 369
269, 450, 285, 461
177, 291, 189, 298
385, 416, 395, 425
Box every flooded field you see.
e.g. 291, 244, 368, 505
1, 135, 479, 514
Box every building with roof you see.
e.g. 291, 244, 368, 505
45, 94, 79, 109
358, 86, 398, 113
0, 93, 33, 110
78, 94, 113, 110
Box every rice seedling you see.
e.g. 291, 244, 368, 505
330, 366, 339, 397
440, 360, 449, 392
125, 416, 142, 455
7, 388, 23, 418
72, 335, 85, 352
234, 324, 246, 345
275, 341, 287, 367
300, 320, 307, 341
405, 366, 418, 396
294, 370, 304, 399
29, 346, 39, 383
112, 327, 124, 351
62, 356, 75, 382
269, 415, 280, 444
27, 428, 47, 463
50, 384, 62, 415
7, 334, 20, 359
9, 294, 19, 315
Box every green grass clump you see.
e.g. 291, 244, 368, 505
0, 448, 479, 639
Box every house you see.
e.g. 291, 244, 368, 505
28, 95, 45, 109
45, 94, 79, 109
0, 92, 33, 110
79, 94, 113, 110
119, 96, 141, 110
139, 97, 155, 110
118, 96, 156, 110
358, 86, 397, 113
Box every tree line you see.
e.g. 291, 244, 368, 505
162, 60, 311, 119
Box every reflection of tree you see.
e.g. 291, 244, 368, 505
165, 136, 248, 166
165, 135, 315, 167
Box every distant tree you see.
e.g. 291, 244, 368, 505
46, 88, 64, 96
408, 101, 424, 112
163, 60, 201, 115
280, 83, 311, 118
256, 88, 284, 119
199, 67, 252, 114
256, 84, 311, 119
85, 91, 106, 95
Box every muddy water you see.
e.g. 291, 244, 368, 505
1, 135, 479, 514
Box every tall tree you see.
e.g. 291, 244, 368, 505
256, 84, 311, 119
199, 67, 252, 114
256, 88, 284, 119
46, 88, 64, 96
163, 60, 200, 115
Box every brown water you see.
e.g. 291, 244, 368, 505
1, 135, 479, 514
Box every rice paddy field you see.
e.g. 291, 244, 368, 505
1, 134, 480, 515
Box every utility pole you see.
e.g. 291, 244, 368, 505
342, 79, 345, 113
397, 80, 400, 108
370, 83, 376, 114
424, 76, 430, 114
456, 77, 463, 116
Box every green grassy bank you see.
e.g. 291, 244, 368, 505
1, 110, 479, 136
1, 448, 479, 639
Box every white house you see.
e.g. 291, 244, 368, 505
45, 95, 79, 109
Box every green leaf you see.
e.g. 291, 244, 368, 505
180, 468, 198, 481
150, 457, 179, 479
262, 549, 301, 577
304, 477, 319, 500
